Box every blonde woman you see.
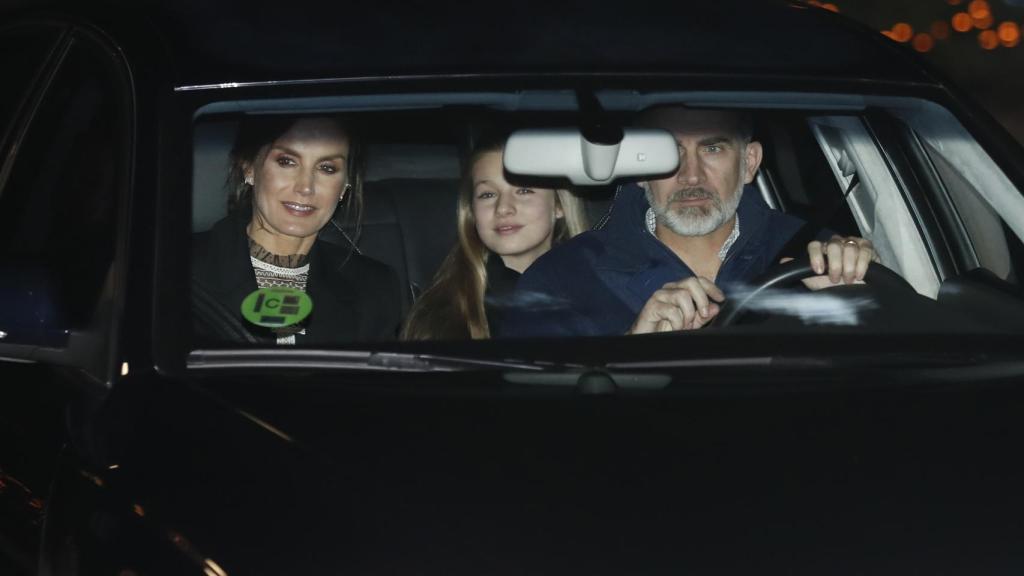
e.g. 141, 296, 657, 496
402, 138, 588, 340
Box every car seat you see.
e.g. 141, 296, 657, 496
191, 120, 461, 315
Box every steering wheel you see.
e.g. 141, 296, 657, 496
714, 257, 917, 327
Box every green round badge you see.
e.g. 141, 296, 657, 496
240, 287, 313, 328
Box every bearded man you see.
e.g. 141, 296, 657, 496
502, 106, 878, 336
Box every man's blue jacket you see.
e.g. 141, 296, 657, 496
499, 183, 817, 337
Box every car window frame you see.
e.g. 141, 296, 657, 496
163, 87, 1024, 378
0, 22, 135, 386
888, 112, 1024, 286
0, 20, 72, 200
807, 111, 943, 297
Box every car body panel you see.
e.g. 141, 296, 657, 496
2, 1, 1024, 573
58, 361, 1024, 574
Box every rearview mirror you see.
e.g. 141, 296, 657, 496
503, 128, 679, 185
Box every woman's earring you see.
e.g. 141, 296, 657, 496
245, 175, 254, 186
339, 183, 352, 203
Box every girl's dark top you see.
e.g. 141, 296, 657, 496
483, 254, 521, 336
191, 209, 403, 345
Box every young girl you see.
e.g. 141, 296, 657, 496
402, 139, 588, 339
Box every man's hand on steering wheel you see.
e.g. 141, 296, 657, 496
628, 236, 882, 334
628, 276, 726, 334
793, 235, 880, 291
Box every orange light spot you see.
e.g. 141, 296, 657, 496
881, 30, 897, 40
931, 20, 951, 39
913, 33, 935, 52
974, 12, 994, 29
968, 0, 990, 19
998, 21, 1021, 47
952, 12, 973, 32
979, 29, 999, 49
892, 22, 914, 42
133, 504, 146, 517
822, 3, 839, 12
29, 497, 44, 510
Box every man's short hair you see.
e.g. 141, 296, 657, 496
634, 106, 754, 142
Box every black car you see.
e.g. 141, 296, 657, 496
4, 0, 1024, 574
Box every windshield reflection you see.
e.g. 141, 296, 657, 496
725, 284, 880, 326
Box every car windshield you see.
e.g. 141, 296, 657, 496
187, 89, 1024, 366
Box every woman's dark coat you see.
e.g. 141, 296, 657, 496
192, 211, 403, 344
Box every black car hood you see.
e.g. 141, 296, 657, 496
89, 365, 1024, 574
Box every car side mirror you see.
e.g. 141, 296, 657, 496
503, 128, 679, 185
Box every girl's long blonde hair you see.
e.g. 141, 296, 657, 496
402, 141, 588, 340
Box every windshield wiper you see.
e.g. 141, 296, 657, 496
607, 351, 1024, 384
187, 348, 577, 372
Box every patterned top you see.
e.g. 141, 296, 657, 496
248, 237, 310, 345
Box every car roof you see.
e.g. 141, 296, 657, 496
6, 0, 939, 90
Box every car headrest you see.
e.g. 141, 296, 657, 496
320, 177, 460, 311
191, 118, 461, 233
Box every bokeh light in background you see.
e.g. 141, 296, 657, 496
914, 32, 936, 51
850, 0, 1022, 48
811, 0, 1024, 144
805, 1, 840, 11
967, 0, 989, 16
998, 21, 1021, 45
891, 22, 914, 41
979, 28, 1000, 47
811, 0, 1021, 54
953, 11, 974, 30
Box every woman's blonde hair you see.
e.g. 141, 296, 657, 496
402, 140, 588, 340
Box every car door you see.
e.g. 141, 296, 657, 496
0, 20, 133, 574
807, 99, 1024, 328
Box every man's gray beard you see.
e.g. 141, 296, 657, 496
646, 180, 743, 237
